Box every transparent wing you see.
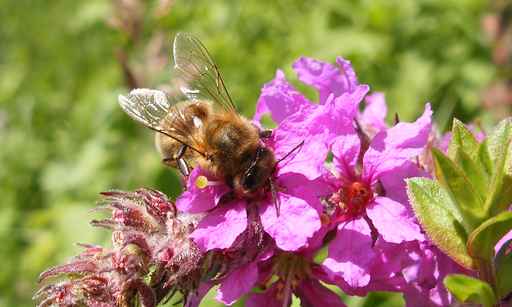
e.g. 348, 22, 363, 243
173, 32, 238, 113
118, 88, 171, 130
118, 88, 201, 153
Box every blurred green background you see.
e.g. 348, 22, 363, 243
0, 0, 503, 306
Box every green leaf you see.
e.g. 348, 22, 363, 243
406, 178, 474, 269
478, 140, 493, 176
467, 211, 512, 261
443, 119, 489, 203
444, 274, 497, 307
495, 239, 512, 299
448, 119, 479, 161
432, 148, 486, 229
486, 118, 512, 166
454, 150, 489, 202
484, 119, 512, 215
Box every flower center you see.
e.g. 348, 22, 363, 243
329, 181, 373, 219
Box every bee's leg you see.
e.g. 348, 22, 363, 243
175, 144, 190, 177
176, 144, 187, 159
259, 129, 273, 139
269, 178, 281, 216
177, 158, 190, 177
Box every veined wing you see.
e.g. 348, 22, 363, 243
118, 88, 205, 156
173, 32, 238, 114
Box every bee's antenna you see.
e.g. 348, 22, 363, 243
274, 140, 305, 169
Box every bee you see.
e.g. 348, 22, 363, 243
118, 33, 297, 201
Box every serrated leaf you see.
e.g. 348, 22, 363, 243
444, 274, 496, 307
495, 238, 512, 299
467, 211, 512, 262
448, 119, 479, 161
406, 178, 474, 269
432, 148, 486, 229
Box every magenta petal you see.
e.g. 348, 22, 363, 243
379, 161, 427, 205
367, 197, 424, 244
334, 84, 370, 120
273, 95, 357, 180
292, 56, 359, 104
176, 168, 229, 213
295, 278, 346, 307
495, 229, 512, 254
254, 70, 312, 124
363, 104, 432, 183
259, 193, 321, 251
216, 262, 258, 305
323, 219, 375, 288
246, 284, 283, 307
360, 92, 387, 133
190, 200, 247, 251
277, 172, 332, 213
332, 134, 361, 179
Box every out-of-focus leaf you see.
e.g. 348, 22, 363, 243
444, 274, 496, 307
406, 178, 474, 269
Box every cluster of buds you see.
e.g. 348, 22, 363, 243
35, 189, 204, 307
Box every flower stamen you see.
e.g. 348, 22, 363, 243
329, 181, 374, 220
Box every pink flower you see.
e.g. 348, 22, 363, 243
358, 92, 388, 137
253, 56, 435, 298
176, 141, 326, 252
292, 56, 361, 104
178, 57, 374, 254
401, 243, 472, 306
215, 232, 345, 307
255, 56, 369, 126
322, 104, 432, 291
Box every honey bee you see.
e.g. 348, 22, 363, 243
118, 33, 296, 201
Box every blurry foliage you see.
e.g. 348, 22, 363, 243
0, 0, 495, 306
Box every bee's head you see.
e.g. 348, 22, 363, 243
233, 146, 276, 198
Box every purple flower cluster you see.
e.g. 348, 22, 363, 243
36, 56, 471, 307
174, 57, 467, 306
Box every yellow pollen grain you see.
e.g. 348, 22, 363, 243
195, 175, 209, 189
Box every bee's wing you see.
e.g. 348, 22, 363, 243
118, 88, 201, 152
173, 32, 238, 114
118, 88, 171, 130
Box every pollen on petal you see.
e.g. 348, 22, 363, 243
195, 175, 209, 189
